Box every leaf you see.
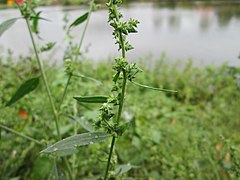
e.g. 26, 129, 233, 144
53, 124, 73, 136
74, 95, 108, 104
6, 77, 40, 106
114, 163, 139, 176
32, 11, 41, 34
69, 12, 89, 29
72, 73, 102, 85
41, 132, 111, 156
55, 148, 79, 157
113, 72, 120, 83
76, 117, 94, 132
40, 42, 56, 52
131, 81, 178, 93
0, 18, 19, 37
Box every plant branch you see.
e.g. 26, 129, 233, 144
75, 0, 94, 61
59, 74, 72, 110
0, 122, 43, 145
25, 19, 61, 139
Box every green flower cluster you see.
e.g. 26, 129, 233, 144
107, 0, 139, 51
17, 0, 41, 34
95, 0, 141, 137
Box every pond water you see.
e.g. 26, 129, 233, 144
0, 1, 240, 66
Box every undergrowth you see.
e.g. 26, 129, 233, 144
0, 57, 239, 179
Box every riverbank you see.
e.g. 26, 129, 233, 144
1, 57, 240, 179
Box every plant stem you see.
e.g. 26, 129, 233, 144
63, 158, 74, 180
0, 122, 42, 145
25, 18, 74, 179
104, 6, 128, 178
25, 19, 61, 139
59, 74, 72, 110
75, 0, 94, 61
116, 70, 127, 123
104, 69, 127, 179
104, 136, 116, 180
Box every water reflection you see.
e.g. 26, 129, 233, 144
152, 1, 240, 30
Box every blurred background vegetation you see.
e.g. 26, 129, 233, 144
0, 0, 240, 179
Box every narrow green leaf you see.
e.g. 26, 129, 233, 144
74, 95, 108, 104
131, 80, 178, 93
72, 73, 102, 85
114, 163, 139, 176
73, 116, 94, 132
0, 18, 19, 37
6, 77, 40, 106
32, 11, 41, 34
53, 124, 73, 136
41, 132, 111, 156
69, 12, 89, 29
113, 71, 120, 83
40, 42, 56, 52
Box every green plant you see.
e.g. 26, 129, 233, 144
40, 0, 176, 179
0, 0, 99, 178
5, 0, 239, 179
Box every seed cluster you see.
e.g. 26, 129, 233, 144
95, 0, 142, 136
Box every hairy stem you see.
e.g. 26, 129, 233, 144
25, 19, 61, 139
0, 122, 42, 145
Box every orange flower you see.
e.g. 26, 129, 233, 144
18, 109, 28, 120
216, 143, 222, 151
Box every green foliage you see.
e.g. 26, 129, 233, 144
74, 95, 108, 103
114, 163, 139, 176
41, 132, 111, 156
0, 58, 239, 179
40, 42, 56, 52
5, 77, 40, 106
69, 12, 89, 29
1, 0, 239, 179
0, 18, 19, 37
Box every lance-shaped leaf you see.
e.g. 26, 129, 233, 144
130, 80, 178, 93
114, 163, 139, 176
41, 132, 112, 155
69, 12, 89, 29
74, 95, 108, 103
71, 116, 94, 132
54, 148, 79, 157
0, 18, 19, 37
6, 77, 40, 106
40, 42, 56, 52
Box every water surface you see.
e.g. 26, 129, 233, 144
0, 2, 240, 66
